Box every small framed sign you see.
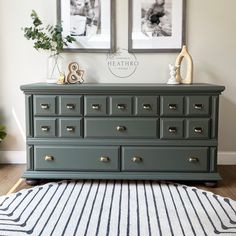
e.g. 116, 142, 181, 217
57, 0, 116, 52
128, 0, 186, 53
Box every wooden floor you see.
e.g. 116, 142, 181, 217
0, 165, 236, 200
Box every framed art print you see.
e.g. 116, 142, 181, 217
57, 0, 116, 52
128, 0, 186, 52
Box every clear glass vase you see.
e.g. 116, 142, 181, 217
46, 53, 64, 83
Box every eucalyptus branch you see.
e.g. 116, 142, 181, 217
22, 10, 76, 54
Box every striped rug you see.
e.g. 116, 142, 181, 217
0, 180, 236, 236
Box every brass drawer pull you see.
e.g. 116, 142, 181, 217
41, 126, 50, 132
194, 127, 203, 133
66, 104, 75, 110
143, 104, 151, 110
117, 104, 126, 110
132, 156, 143, 163
100, 156, 110, 162
66, 126, 75, 132
116, 126, 126, 132
169, 104, 177, 110
189, 157, 199, 163
45, 155, 54, 161
194, 104, 203, 110
41, 104, 49, 110
168, 127, 177, 133
92, 104, 100, 110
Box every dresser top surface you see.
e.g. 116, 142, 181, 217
21, 83, 225, 94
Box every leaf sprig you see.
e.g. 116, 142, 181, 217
0, 125, 6, 141
22, 10, 75, 54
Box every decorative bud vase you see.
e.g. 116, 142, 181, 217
46, 53, 64, 84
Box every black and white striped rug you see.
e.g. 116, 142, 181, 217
0, 180, 236, 236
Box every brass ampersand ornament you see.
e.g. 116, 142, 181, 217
66, 62, 84, 84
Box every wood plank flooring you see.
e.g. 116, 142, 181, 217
0, 164, 236, 200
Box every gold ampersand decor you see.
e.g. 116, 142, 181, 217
175, 45, 193, 84
66, 62, 85, 84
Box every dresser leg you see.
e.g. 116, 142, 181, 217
204, 181, 217, 187
25, 179, 40, 186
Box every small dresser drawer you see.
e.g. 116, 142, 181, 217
160, 96, 184, 116
85, 118, 158, 138
134, 96, 158, 116
110, 96, 132, 116
186, 118, 210, 139
34, 146, 120, 171
186, 96, 210, 116
34, 118, 56, 138
59, 118, 82, 138
59, 95, 82, 116
84, 96, 108, 116
122, 147, 209, 172
160, 118, 184, 139
34, 95, 56, 116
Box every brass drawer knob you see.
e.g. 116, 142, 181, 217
132, 156, 143, 163
92, 104, 100, 110
168, 127, 177, 133
116, 126, 126, 132
194, 104, 203, 110
41, 104, 49, 110
143, 104, 151, 110
45, 155, 54, 161
117, 104, 126, 110
66, 104, 75, 110
41, 126, 50, 132
189, 157, 199, 163
169, 104, 177, 110
194, 127, 203, 133
66, 126, 75, 132
100, 156, 110, 162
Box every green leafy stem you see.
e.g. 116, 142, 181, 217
22, 10, 76, 54
0, 125, 6, 141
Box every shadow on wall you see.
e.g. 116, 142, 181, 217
218, 96, 236, 151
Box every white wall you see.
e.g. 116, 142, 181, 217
0, 0, 236, 163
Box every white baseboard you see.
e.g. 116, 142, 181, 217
0, 151, 235, 165
218, 152, 236, 165
0, 151, 26, 164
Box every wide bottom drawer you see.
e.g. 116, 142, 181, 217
122, 147, 209, 172
34, 146, 120, 171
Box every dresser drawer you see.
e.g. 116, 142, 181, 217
34, 118, 56, 138
134, 96, 158, 116
59, 95, 82, 116
84, 96, 108, 116
186, 118, 210, 139
160, 96, 184, 116
186, 96, 210, 116
160, 118, 184, 139
34, 146, 120, 171
84, 118, 158, 138
110, 96, 132, 116
34, 95, 56, 116
59, 118, 82, 138
122, 147, 208, 172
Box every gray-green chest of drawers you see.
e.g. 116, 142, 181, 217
21, 83, 225, 185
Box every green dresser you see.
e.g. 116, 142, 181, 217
21, 83, 225, 185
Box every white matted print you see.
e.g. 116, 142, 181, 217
128, 0, 186, 52
57, 0, 115, 52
